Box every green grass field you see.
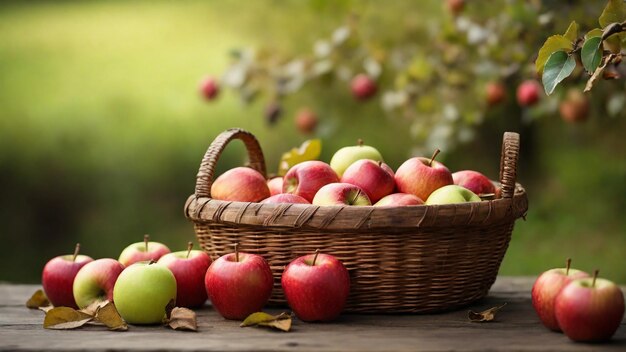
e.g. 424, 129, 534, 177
1, 0, 624, 284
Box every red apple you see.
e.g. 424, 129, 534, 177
282, 250, 350, 322
72, 258, 125, 309
531, 259, 589, 331
555, 270, 625, 342
118, 234, 171, 267
204, 245, 273, 320
295, 108, 318, 134
452, 170, 496, 196
283, 161, 339, 203
395, 149, 453, 201
341, 160, 395, 203
486, 81, 506, 107
261, 193, 310, 204
157, 242, 212, 308
312, 183, 371, 206
267, 177, 284, 196
41, 243, 94, 308
374, 193, 424, 206
351, 74, 377, 100
517, 80, 541, 107
446, 0, 465, 16
199, 76, 219, 100
211, 166, 271, 202
559, 89, 589, 123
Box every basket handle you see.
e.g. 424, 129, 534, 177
195, 128, 267, 198
499, 132, 520, 199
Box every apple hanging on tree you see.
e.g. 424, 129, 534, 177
199, 76, 220, 101
516, 80, 542, 107
41, 243, 93, 309
351, 74, 377, 100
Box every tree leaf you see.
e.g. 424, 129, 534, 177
468, 303, 507, 322
542, 51, 576, 95
278, 139, 321, 176
26, 289, 50, 309
44, 307, 93, 330
166, 307, 197, 332
535, 35, 573, 74
599, 0, 626, 28
563, 21, 579, 42
240, 312, 292, 332
94, 302, 128, 331
581, 37, 603, 73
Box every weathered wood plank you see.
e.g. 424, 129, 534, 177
1, 277, 624, 352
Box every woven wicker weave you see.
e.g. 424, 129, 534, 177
185, 128, 528, 313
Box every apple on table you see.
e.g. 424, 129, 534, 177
118, 234, 171, 267
42, 243, 93, 309
73, 258, 125, 309
396, 149, 453, 201
341, 159, 395, 204
211, 166, 270, 202
283, 160, 339, 203
312, 183, 371, 206
157, 242, 212, 308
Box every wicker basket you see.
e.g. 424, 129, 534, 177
185, 128, 528, 313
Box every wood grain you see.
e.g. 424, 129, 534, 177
1, 277, 624, 352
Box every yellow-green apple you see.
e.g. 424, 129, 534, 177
283, 160, 339, 202
452, 170, 496, 196
199, 76, 219, 100
486, 81, 506, 107
295, 108, 318, 134
281, 251, 350, 322
341, 160, 395, 203
118, 234, 171, 267
267, 177, 284, 197
531, 259, 590, 331
425, 185, 481, 205
329, 140, 383, 178
72, 258, 125, 309
374, 193, 424, 206
113, 261, 177, 325
261, 193, 310, 204
211, 167, 270, 202
555, 270, 625, 342
157, 242, 212, 308
395, 149, 453, 201
312, 183, 371, 206
41, 243, 93, 308
351, 74, 377, 100
517, 80, 541, 107
204, 246, 273, 320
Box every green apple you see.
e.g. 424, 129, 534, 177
329, 139, 383, 178
425, 185, 481, 205
113, 261, 177, 325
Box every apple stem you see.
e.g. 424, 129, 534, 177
357, 138, 364, 147
592, 269, 599, 288
428, 149, 441, 167
186, 242, 193, 259
234, 243, 239, 262
312, 249, 320, 266
149, 259, 156, 265
72, 243, 80, 262
565, 258, 571, 275
144, 234, 150, 252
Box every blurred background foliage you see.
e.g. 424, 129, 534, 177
0, 0, 624, 283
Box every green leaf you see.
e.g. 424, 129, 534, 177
278, 139, 321, 176
585, 28, 603, 40
599, 0, 626, 28
581, 36, 603, 73
542, 51, 576, 95
563, 21, 579, 42
535, 35, 573, 74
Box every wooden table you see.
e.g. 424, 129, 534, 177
1, 277, 624, 351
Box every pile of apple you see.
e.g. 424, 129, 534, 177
41, 236, 350, 325
532, 259, 625, 342
212, 140, 498, 207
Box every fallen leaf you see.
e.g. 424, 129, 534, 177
166, 307, 197, 332
26, 289, 50, 309
241, 312, 292, 332
44, 307, 92, 330
80, 299, 108, 316
39, 305, 54, 313
164, 299, 176, 321
468, 303, 507, 323
94, 302, 128, 331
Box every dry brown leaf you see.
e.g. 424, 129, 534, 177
80, 299, 108, 316
166, 307, 197, 332
240, 311, 292, 332
26, 289, 50, 309
94, 302, 128, 331
39, 305, 54, 313
468, 303, 507, 323
164, 299, 176, 321
44, 307, 93, 330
